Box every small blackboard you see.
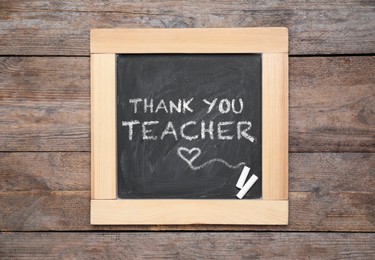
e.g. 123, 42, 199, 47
117, 54, 262, 199
91, 28, 289, 225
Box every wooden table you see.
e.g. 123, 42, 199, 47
0, 1, 374, 258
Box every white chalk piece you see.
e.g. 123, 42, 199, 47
236, 166, 251, 189
236, 174, 258, 199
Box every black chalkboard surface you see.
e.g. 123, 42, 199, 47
117, 54, 262, 199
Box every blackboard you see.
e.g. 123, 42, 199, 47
117, 54, 262, 199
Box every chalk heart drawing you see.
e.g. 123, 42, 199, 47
177, 147, 201, 166
177, 146, 246, 171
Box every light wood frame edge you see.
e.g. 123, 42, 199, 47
91, 27, 288, 54
91, 54, 117, 199
91, 200, 288, 225
262, 53, 289, 200
90, 28, 289, 225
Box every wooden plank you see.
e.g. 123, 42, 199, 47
91, 28, 288, 53
0, 152, 89, 192
1, 232, 374, 259
262, 53, 288, 199
91, 54, 116, 199
1, 190, 373, 231
1, 152, 373, 193
0, 57, 90, 151
0, 153, 373, 231
0, 102, 90, 151
0, 1, 374, 55
290, 56, 375, 152
91, 200, 288, 225
0, 56, 374, 152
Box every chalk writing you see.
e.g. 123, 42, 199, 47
122, 98, 255, 170
177, 147, 246, 170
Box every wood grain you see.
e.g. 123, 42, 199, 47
262, 53, 288, 199
0, 0, 374, 55
290, 56, 375, 152
0, 153, 373, 231
91, 28, 288, 53
1, 153, 373, 193
0, 0, 373, 255
0, 152, 89, 192
1, 232, 374, 259
91, 200, 288, 225
0, 56, 373, 152
91, 54, 116, 199
2, 190, 373, 231
0, 57, 90, 151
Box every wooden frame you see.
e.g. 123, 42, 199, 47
91, 28, 288, 225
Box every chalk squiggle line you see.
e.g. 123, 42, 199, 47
177, 147, 246, 170
190, 159, 246, 170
